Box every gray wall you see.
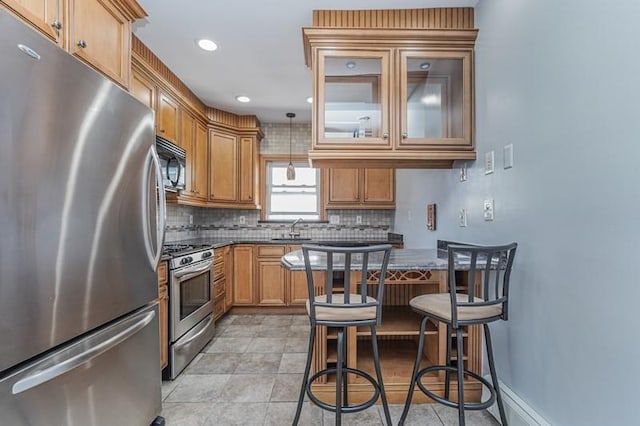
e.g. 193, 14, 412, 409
394, 0, 640, 424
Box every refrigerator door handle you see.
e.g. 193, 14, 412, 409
11, 310, 156, 395
143, 146, 166, 268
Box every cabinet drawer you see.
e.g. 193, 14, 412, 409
214, 298, 225, 320
257, 245, 286, 257
213, 261, 225, 279
157, 261, 168, 284
214, 248, 224, 261
213, 278, 225, 300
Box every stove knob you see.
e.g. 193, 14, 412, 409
187, 256, 193, 263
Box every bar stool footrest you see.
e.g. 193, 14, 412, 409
306, 367, 381, 414
416, 365, 496, 411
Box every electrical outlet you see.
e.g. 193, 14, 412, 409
485, 151, 495, 175
459, 209, 467, 227
189, 214, 193, 225
459, 162, 467, 182
239, 216, 246, 225
484, 199, 495, 221
356, 215, 362, 224
329, 215, 340, 225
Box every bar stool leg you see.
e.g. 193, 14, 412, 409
293, 324, 316, 426
399, 316, 430, 425
484, 324, 508, 426
343, 328, 348, 408
456, 327, 466, 426
335, 328, 344, 426
370, 325, 392, 425
444, 323, 452, 400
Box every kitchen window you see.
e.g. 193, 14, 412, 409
265, 161, 320, 220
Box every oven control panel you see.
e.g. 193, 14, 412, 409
170, 248, 214, 270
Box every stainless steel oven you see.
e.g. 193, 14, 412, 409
165, 244, 216, 379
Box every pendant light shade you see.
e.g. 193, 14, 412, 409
286, 112, 296, 180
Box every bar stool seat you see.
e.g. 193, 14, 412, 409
293, 244, 394, 426
306, 294, 378, 321
410, 293, 503, 322
400, 243, 517, 426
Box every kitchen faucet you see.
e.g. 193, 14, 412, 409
289, 218, 303, 238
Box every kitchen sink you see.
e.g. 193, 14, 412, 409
271, 238, 312, 241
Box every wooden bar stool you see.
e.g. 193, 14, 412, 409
399, 243, 517, 426
293, 244, 393, 426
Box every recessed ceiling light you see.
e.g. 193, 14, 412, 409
196, 39, 218, 52
346, 61, 356, 69
419, 62, 431, 70
235, 95, 250, 103
306, 97, 313, 104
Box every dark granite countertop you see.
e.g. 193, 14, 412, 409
164, 236, 402, 250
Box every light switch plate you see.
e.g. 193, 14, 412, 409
459, 209, 467, 227
484, 199, 495, 221
485, 151, 495, 175
356, 215, 362, 224
459, 162, 467, 182
504, 144, 514, 169
239, 216, 246, 225
329, 214, 340, 225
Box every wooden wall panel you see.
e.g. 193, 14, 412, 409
312, 8, 474, 29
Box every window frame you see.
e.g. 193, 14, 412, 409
260, 154, 326, 221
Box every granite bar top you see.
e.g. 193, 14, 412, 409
281, 248, 482, 271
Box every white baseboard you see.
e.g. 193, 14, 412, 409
482, 377, 551, 426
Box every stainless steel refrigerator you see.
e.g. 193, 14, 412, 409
0, 10, 166, 426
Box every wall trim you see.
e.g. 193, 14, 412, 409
482, 378, 552, 426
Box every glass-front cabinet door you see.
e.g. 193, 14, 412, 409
315, 50, 391, 148
398, 50, 472, 148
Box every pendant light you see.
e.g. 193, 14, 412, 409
286, 112, 296, 180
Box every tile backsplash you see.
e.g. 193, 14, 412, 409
165, 204, 395, 242
164, 121, 395, 242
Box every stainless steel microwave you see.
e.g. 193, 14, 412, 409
156, 136, 186, 192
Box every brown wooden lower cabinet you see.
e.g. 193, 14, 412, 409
232, 245, 255, 305
157, 261, 168, 370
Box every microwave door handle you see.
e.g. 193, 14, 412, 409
167, 155, 180, 187
174, 260, 213, 279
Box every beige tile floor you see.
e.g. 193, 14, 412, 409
161, 314, 499, 426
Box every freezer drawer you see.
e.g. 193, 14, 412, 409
0, 304, 162, 426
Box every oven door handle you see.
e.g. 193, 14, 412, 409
174, 260, 213, 279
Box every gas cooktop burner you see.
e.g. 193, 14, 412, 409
163, 243, 212, 256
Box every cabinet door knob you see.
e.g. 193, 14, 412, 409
51, 20, 62, 30
402, 132, 408, 139
383, 132, 389, 139
77, 40, 87, 49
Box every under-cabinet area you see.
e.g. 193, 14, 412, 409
306, 269, 482, 405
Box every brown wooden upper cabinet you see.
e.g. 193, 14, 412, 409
325, 168, 395, 209
68, 0, 131, 88
303, 27, 477, 168
157, 90, 180, 145
130, 69, 155, 110
2, 0, 145, 89
209, 131, 259, 208
193, 121, 208, 200
1, 0, 62, 43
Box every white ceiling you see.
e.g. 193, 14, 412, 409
133, 0, 478, 123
